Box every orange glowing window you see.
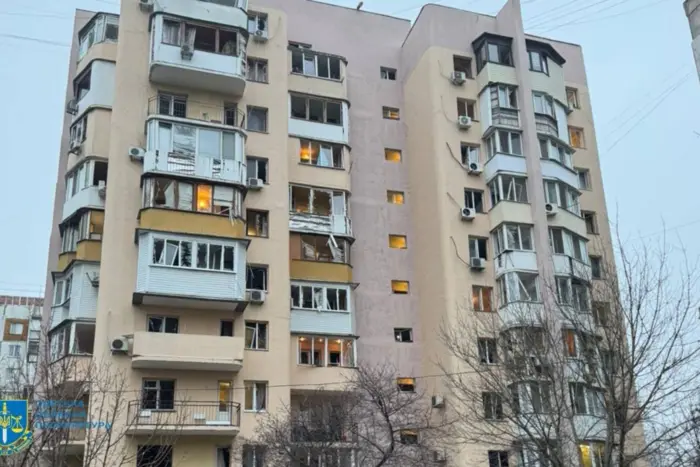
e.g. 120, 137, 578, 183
562, 329, 577, 357
387, 190, 405, 205
197, 185, 213, 212
391, 280, 409, 294
388, 235, 407, 249
385, 149, 402, 163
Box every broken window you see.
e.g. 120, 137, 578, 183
153, 236, 234, 272
461, 143, 479, 166
246, 106, 268, 132
290, 95, 343, 125
247, 265, 268, 290
78, 14, 119, 60
246, 157, 268, 183
453, 55, 472, 78
482, 392, 504, 419
491, 223, 533, 255
299, 140, 343, 168
75, 67, 91, 101
397, 377, 415, 392
248, 12, 268, 33
246, 210, 269, 237
497, 271, 539, 304
290, 284, 348, 311
245, 322, 268, 350
472, 286, 493, 312
144, 178, 240, 217
294, 234, 349, 264
289, 186, 345, 217
147, 316, 179, 333
382, 106, 400, 120
464, 189, 484, 213
69, 115, 88, 145
469, 237, 488, 260
71, 322, 95, 355
457, 99, 476, 119
291, 50, 342, 80
247, 57, 268, 83
394, 328, 413, 342
380, 67, 396, 80
488, 174, 528, 206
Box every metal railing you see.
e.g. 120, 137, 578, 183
127, 400, 241, 428
491, 107, 520, 128
147, 96, 246, 129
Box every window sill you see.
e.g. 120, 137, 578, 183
247, 79, 269, 85
529, 69, 550, 76
244, 348, 269, 352
149, 264, 237, 275
290, 71, 343, 84
298, 162, 345, 171
246, 233, 269, 239
291, 307, 350, 314
290, 116, 343, 127
243, 409, 267, 413
246, 129, 269, 134
296, 364, 355, 369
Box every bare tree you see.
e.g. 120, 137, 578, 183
0, 328, 188, 467
251, 363, 451, 466
440, 235, 700, 466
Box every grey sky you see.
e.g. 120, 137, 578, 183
0, 0, 694, 296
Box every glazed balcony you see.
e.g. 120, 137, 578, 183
289, 185, 352, 238
149, 14, 247, 95
144, 96, 246, 186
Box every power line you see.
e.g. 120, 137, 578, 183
527, 0, 628, 30
523, 0, 579, 23
0, 33, 70, 47
538, 0, 672, 32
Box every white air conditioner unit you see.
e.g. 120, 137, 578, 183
139, 0, 154, 12
253, 29, 268, 42
110, 336, 129, 353
457, 115, 472, 130
431, 395, 445, 408
247, 289, 266, 304
470, 257, 486, 270
433, 450, 447, 463
181, 43, 194, 60
460, 207, 475, 221
66, 99, 78, 115
68, 140, 83, 155
248, 178, 264, 190
450, 71, 466, 85
467, 162, 482, 175
128, 147, 146, 161
545, 203, 558, 216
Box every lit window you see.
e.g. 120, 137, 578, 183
391, 280, 409, 294
387, 190, 405, 205
472, 286, 493, 312
382, 106, 400, 120
569, 126, 585, 148
246, 210, 269, 237
385, 148, 402, 162
562, 329, 577, 357
297, 336, 355, 367
196, 185, 212, 212
388, 235, 407, 249
299, 140, 343, 168
566, 87, 580, 109
397, 377, 415, 392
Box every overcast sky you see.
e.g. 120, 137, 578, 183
0, 0, 693, 296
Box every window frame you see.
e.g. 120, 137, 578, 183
291, 49, 342, 81
161, 18, 240, 56
472, 286, 494, 312
290, 282, 350, 312
299, 139, 344, 169
486, 130, 523, 158
247, 57, 268, 83
453, 55, 473, 78
246, 156, 268, 183
380, 66, 397, 80
488, 174, 529, 206
566, 87, 580, 109
394, 328, 413, 342
478, 338, 498, 364
457, 98, 477, 120
569, 126, 585, 149
528, 49, 549, 74
382, 106, 400, 120
482, 392, 504, 420
469, 236, 488, 260
497, 271, 540, 305
246, 265, 268, 291
297, 336, 356, 368
491, 223, 534, 255
464, 189, 484, 213
475, 39, 513, 72
246, 106, 268, 132
244, 381, 268, 412
246, 209, 269, 238
141, 379, 175, 410
143, 178, 243, 219
147, 315, 179, 334
290, 94, 343, 125
576, 167, 591, 190
245, 321, 268, 350
151, 236, 237, 272
582, 211, 599, 235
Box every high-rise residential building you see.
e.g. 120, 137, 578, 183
41, 0, 624, 465
0, 295, 42, 396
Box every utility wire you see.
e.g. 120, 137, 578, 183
527, 0, 630, 30
538, 0, 672, 32
0, 33, 70, 47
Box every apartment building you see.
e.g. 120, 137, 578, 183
685, 0, 700, 79
41, 0, 622, 465
0, 295, 42, 396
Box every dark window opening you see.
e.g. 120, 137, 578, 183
246, 265, 268, 290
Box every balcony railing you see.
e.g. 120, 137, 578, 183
144, 150, 246, 185
289, 213, 353, 238
148, 96, 246, 129
492, 107, 519, 128
535, 114, 559, 137
127, 401, 241, 429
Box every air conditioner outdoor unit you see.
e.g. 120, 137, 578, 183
460, 207, 475, 221
457, 115, 472, 130
433, 450, 447, 463
68, 140, 83, 155
181, 43, 194, 60
450, 71, 466, 85
110, 336, 129, 353
66, 99, 78, 115
545, 203, 558, 216
139, 0, 154, 12
431, 395, 445, 408
253, 29, 268, 42
247, 289, 266, 304
467, 162, 482, 175
128, 147, 146, 161
470, 257, 486, 270
248, 178, 264, 190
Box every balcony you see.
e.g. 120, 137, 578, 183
153, 0, 249, 29
62, 159, 108, 223
484, 152, 527, 180
290, 233, 353, 283
289, 186, 352, 237
547, 207, 588, 238
290, 283, 353, 335
131, 331, 244, 372
133, 231, 247, 311
494, 251, 538, 277
573, 414, 607, 441
150, 14, 247, 96
499, 302, 546, 330
541, 158, 578, 188
290, 338, 356, 392
552, 254, 592, 282
144, 97, 247, 186
126, 401, 240, 436
70, 60, 115, 120
289, 49, 348, 101
62, 187, 104, 223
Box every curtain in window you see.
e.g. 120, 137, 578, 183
318, 145, 332, 167
178, 182, 193, 210
163, 20, 180, 44
172, 124, 196, 173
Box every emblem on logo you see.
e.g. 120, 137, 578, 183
0, 400, 32, 456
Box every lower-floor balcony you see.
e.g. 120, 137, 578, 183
126, 401, 240, 437
498, 302, 545, 330
131, 331, 243, 372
